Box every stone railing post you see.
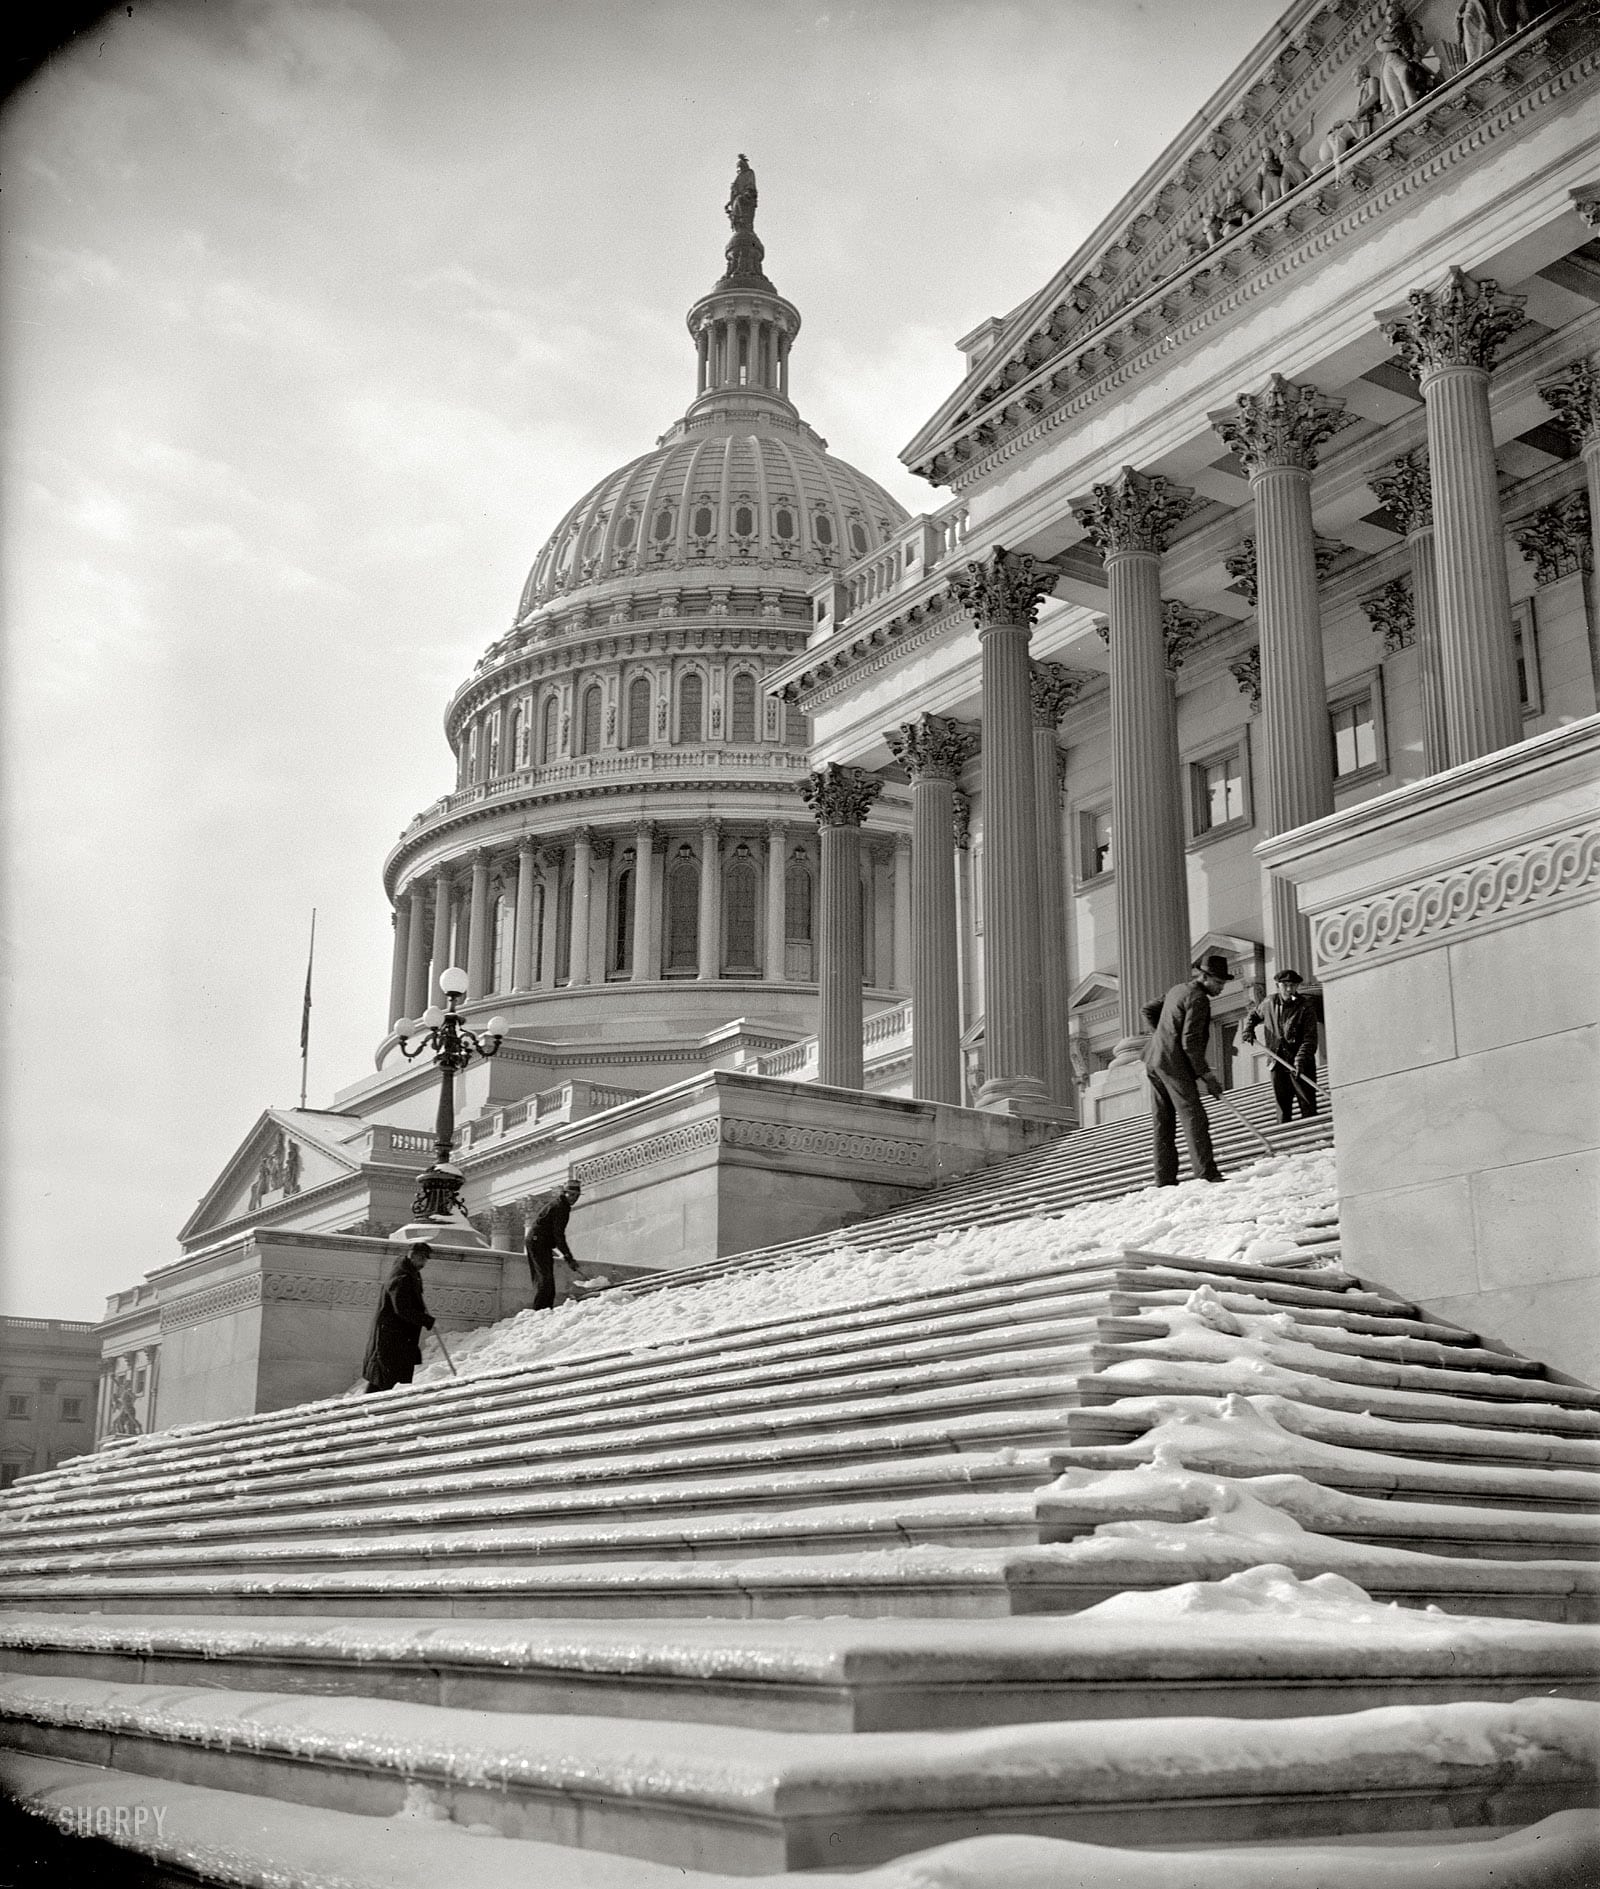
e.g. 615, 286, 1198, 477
1030, 662, 1085, 1116
1539, 360, 1600, 586
1211, 377, 1346, 977
885, 714, 978, 1105
799, 763, 882, 1089
949, 547, 1060, 1114
1377, 269, 1527, 764
512, 840, 538, 992
1370, 449, 1448, 775
1070, 469, 1194, 1036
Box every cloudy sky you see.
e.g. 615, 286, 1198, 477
1, 0, 1286, 1320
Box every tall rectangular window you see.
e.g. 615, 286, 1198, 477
1331, 694, 1378, 778
1190, 747, 1247, 838
679, 673, 704, 743
729, 673, 757, 745
1077, 806, 1113, 880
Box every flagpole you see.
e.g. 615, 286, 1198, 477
299, 909, 316, 1110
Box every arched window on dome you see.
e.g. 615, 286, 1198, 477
466, 723, 480, 783
849, 518, 869, 557
610, 864, 634, 978
509, 706, 525, 771
555, 870, 572, 985
541, 695, 559, 765
691, 501, 715, 542
729, 671, 757, 746
784, 850, 814, 981
732, 502, 755, 540
665, 846, 699, 975
652, 505, 675, 546
616, 512, 637, 552
626, 676, 651, 750
723, 843, 759, 977
486, 711, 502, 779
580, 684, 602, 756
773, 505, 796, 544
813, 512, 834, 547
678, 672, 704, 744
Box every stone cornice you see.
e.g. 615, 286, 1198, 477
903, 4, 1597, 490
767, 588, 967, 713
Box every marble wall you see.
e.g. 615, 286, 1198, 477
1262, 716, 1600, 1384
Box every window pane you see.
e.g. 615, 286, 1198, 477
627, 677, 651, 749
725, 854, 758, 972
1331, 697, 1375, 777
680, 673, 703, 742
730, 673, 756, 744
581, 686, 602, 754
666, 856, 699, 969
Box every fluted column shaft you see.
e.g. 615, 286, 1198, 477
1378, 270, 1527, 765
430, 867, 453, 1000
697, 820, 721, 981
892, 835, 912, 992
513, 843, 537, 991
1109, 548, 1192, 1028
539, 853, 562, 988
800, 765, 882, 1091
403, 886, 430, 1019
466, 853, 492, 999
764, 824, 787, 981
631, 824, 657, 983
1030, 728, 1076, 1116
568, 830, 593, 987
1421, 365, 1520, 761
387, 904, 408, 1027
1409, 525, 1450, 774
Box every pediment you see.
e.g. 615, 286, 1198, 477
1069, 971, 1120, 1013
903, 0, 1560, 484
180, 1109, 362, 1245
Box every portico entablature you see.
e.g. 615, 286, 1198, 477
905, 2, 1600, 491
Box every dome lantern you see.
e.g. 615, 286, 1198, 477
685, 155, 802, 424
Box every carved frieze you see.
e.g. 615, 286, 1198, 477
798, 762, 883, 829
885, 714, 980, 780
573, 1117, 722, 1187
948, 547, 1060, 628
1069, 467, 1194, 558
1313, 821, 1600, 975
1209, 374, 1350, 474
1361, 575, 1416, 653
721, 1118, 926, 1169
1511, 490, 1594, 585
1376, 267, 1527, 378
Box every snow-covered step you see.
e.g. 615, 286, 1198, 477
1037, 1465, 1600, 1562
5, 1750, 1592, 1889
1050, 1397, 1600, 1513
0, 1675, 1589, 1871
3, 1534, 1596, 1623
4, 1593, 1595, 1732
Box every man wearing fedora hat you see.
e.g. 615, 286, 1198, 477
1141, 953, 1232, 1187
1242, 969, 1320, 1122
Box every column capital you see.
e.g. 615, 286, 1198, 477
1069, 466, 1193, 558
1029, 662, 1088, 728
799, 762, 883, 829
1229, 645, 1262, 712
948, 546, 1059, 629
1361, 575, 1416, 654
1368, 447, 1433, 535
516, 834, 538, 858
1161, 601, 1204, 674
633, 818, 659, 845
1209, 374, 1348, 475
571, 824, 595, 851
1511, 490, 1593, 586
764, 819, 789, 843
697, 814, 723, 840
1538, 361, 1600, 454
1376, 268, 1526, 379
1223, 538, 1258, 607
885, 713, 980, 780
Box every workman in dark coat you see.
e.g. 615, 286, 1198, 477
362, 1242, 435, 1393
525, 1179, 583, 1312
1242, 968, 1320, 1121
1142, 953, 1231, 1187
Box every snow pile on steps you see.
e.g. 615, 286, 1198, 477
3, 1755, 1594, 1889
417, 1151, 1339, 1384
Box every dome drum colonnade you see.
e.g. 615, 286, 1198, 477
794, 267, 1562, 1119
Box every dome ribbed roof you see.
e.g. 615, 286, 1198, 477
515, 416, 908, 621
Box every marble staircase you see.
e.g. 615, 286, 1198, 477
1, 1095, 1597, 1882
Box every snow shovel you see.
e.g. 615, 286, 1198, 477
1258, 1042, 1319, 1111
1208, 1089, 1278, 1159
432, 1328, 459, 1377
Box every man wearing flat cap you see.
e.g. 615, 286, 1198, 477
1141, 953, 1231, 1186
525, 1177, 584, 1312
1243, 968, 1320, 1122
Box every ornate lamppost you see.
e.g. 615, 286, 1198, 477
394, 967, 507, 1225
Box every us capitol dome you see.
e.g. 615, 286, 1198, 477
375, 160, 913, 1099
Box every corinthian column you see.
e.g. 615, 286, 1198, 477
568, 827, 594, 987
1070, 470, 1194, 1036
1369, 449, 1448, 775
696, 818, 722, 981
512, 841, 537, 991
949, 548, 1059, 1114
538, 848, 562, 988
386, 902, 408, 1027
1211, 378, 1345, 975
430, 866, 453, 1001
1539, 360, 1600, 584
466, 850, 492, 1000
764, 823, 787, 981
1031, 663, 1085, 1115
1377, 269, 1527, 764
631, 822, 657, 982
885, 715, 978, 1105
403, 883, 430, 1019
799, 763, 882, 1089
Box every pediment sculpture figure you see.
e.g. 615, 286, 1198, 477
1376, 4, 1438, 116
